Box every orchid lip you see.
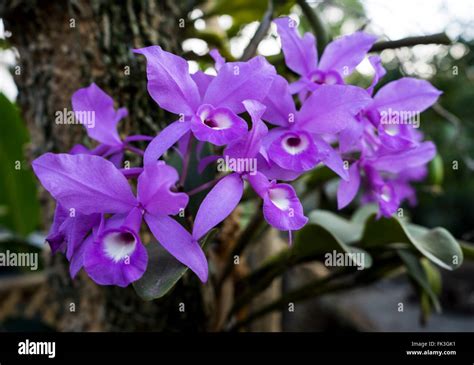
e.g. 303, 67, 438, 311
202, 115, 231, 130
380, 185, 391, 202
309, 70, 343, 85
309, 70, 326, 84
281, 133, 309, 155
197, 105, 233, 130
324, 70, 344, 85
102, 228, 138, 262
384, 124, 399, 136
269, 187, 290, 211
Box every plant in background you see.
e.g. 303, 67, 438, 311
30, 15, 470, 329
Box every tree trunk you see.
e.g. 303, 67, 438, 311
1, 0, 210, 331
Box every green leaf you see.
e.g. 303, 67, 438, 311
406, 225, 463, 271
309, 210, 363, 244
0, 93, 39, 235
361, 214, 463, 270
232, 222, 373, 314
460, 242, 474, 260
293, 222, 372, 269
421, 258, 442, 296
351, 204, 378, 225
359, 214, 408, 248
398, 250, 441, 318
133, 229, 217, 301
428, 154, 444, 186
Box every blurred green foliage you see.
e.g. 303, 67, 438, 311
0, 93, 40, 236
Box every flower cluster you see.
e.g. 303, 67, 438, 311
32, 17, 441, 287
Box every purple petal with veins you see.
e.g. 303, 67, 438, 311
32, 153, 137, 215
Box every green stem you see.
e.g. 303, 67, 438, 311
297, 0, 328, 55
461, 241, 474, 260
241, 0, 274, 61
370, 33, 451, 52
228, 256, 402, 331
228, 269, 351, 331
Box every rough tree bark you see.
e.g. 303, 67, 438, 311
1, 0, 212, 331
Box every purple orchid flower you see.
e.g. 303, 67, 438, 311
337, 141, 436, 217
336, 60, 441, 216
223, 100, 308, 232
70, 83, 152, 167
196, 99, 308, 233
340, 58, 442, 154
335, 55, 441, 214
259, 75, 371, 180
274, 17, 377, 95
45, 204, 101, 278
133, 46, 276, 164
32, 153, 209, 286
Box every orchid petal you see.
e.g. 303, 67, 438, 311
69, 144, 90, 155
134, 46, 201, 115
298, 85, 371, 134
32, 153, 137, 214
337, 163, 361, 209
70, 234, 93, 279
274, 17, 317, 77
143, 121, 191, 165
65, 213, 102, 261
371, 77, 442, 117
318, 32, 377, 76
261, 75, 297, 127
263, 183, 308, 231
246, 171, 271, 198
137, 163, 188, 216
71, 83, 124, 146
193, 173, 244, 241
203, 56, 275, 114
224, 100, 268, 161
191, 71, 214, 99
312, 136, 350, 181
255, 154, 303, 181
46, 204, 69, 254
367, 55, 386, 95
210, 49, 226, 71
144, 213, 208, 282
370, 141, 436, 173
